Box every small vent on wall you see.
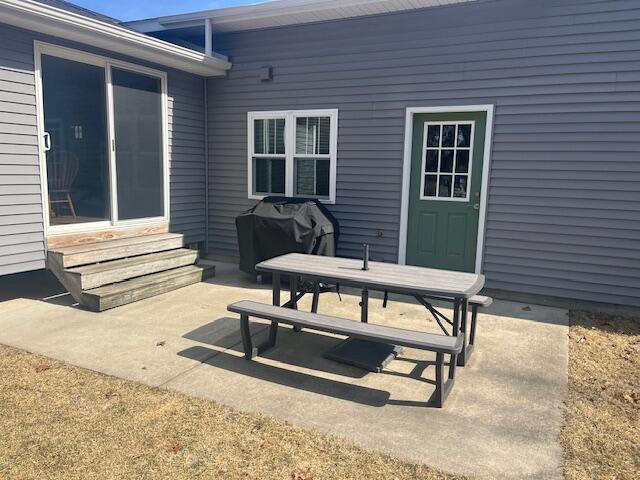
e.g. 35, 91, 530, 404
260, 66, 273, 82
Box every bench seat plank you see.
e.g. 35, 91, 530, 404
228, 300, 462, 354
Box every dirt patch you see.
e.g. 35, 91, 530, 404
562, 311, 640, 480
0, 345, 460, 480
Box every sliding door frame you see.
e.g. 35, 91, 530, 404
34, 41, 170, 237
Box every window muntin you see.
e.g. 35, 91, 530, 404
248, 110, 337, 202
420, 122, 474, 201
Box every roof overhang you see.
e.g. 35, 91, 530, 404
0, 0, 231, 76
125, 0, 477, 34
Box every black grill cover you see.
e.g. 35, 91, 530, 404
236, 196, 339, 275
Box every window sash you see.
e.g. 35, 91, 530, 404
248, 109, 337, 203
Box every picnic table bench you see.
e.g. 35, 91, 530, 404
228, 300, 462, 407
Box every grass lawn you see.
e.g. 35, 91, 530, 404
562, 311, 639, 480
0, 344, 458, 480
0, 310, 638, 480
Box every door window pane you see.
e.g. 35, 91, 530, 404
438, 175, 452, 197
453, 175, 468, 198
41, 55, 110, 226
112, 68, 164, 220
424, 175, 437, 197
426, 125, 441, 147
425, 150, 438, 172
440, 150, 454, 173
455, 150, 469, 173
457, 124, 472, 147
442, 125, 456, 147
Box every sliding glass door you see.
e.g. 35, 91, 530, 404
112, 68, 165, 221
37, 44, 167, 232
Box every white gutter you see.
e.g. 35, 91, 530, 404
0, 0, 231, 76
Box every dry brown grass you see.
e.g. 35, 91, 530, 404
0, 345, 460, 480
562, 310, 640, 480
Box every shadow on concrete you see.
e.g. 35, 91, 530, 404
0, 269, 76, 307
177, 345, 390, 407
183, 317, 368, 379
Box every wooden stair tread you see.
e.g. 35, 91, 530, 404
50, 233, 185, 268
67, 248, 196, 275
82, 264, 215, 311
85, 264, 212, 296
49, 233, 183, 255
65, 248, 199, 290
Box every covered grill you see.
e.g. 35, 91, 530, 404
235, 196, 339, 275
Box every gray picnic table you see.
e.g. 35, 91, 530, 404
255, 253, 485, 370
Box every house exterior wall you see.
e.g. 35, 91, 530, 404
0, 22, 207, 276
206, 0, 640, 306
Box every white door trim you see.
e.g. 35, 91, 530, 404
33, 40, 170, 238
398, 104, 495, 274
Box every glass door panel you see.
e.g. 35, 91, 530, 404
111, 67, 164, 221
41, 54, 110, 226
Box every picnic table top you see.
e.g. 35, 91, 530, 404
256, 253, 485, 299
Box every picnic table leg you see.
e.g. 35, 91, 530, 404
457, 299, 470, 366
361, 288, 369, 323
266, 273, 280, 349
290, 275, 302, 332
272, 273, 280, 306
311, 281, 320, 314
452, 298, 460, 337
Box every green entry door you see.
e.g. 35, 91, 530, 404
405, 112, 487, 273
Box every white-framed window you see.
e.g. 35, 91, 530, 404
247, 109, 338, 203
420, 121, 475, 201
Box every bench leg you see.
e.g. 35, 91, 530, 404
430, 352, 457, 408
240, 314, 279, 360
469, 306, 478, 347
240, 314, 255, 359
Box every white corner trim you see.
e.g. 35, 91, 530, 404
398, 104, 495, 274
1, 0, 231, 76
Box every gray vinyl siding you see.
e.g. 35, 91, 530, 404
206, 0, 640, 306
167, 71, 206, 244
0, 23, 206, 276
0, 24, 45, 275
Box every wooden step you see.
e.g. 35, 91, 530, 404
81, 264, 215, 311
65, 248, 199, 290
48, 233, 185, 268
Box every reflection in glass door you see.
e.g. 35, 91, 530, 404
112, 68, 164, 220
41, 54, 111, 226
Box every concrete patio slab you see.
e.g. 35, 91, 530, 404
0, 262, 568, 479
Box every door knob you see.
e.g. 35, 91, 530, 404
469, 203, 479, 210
